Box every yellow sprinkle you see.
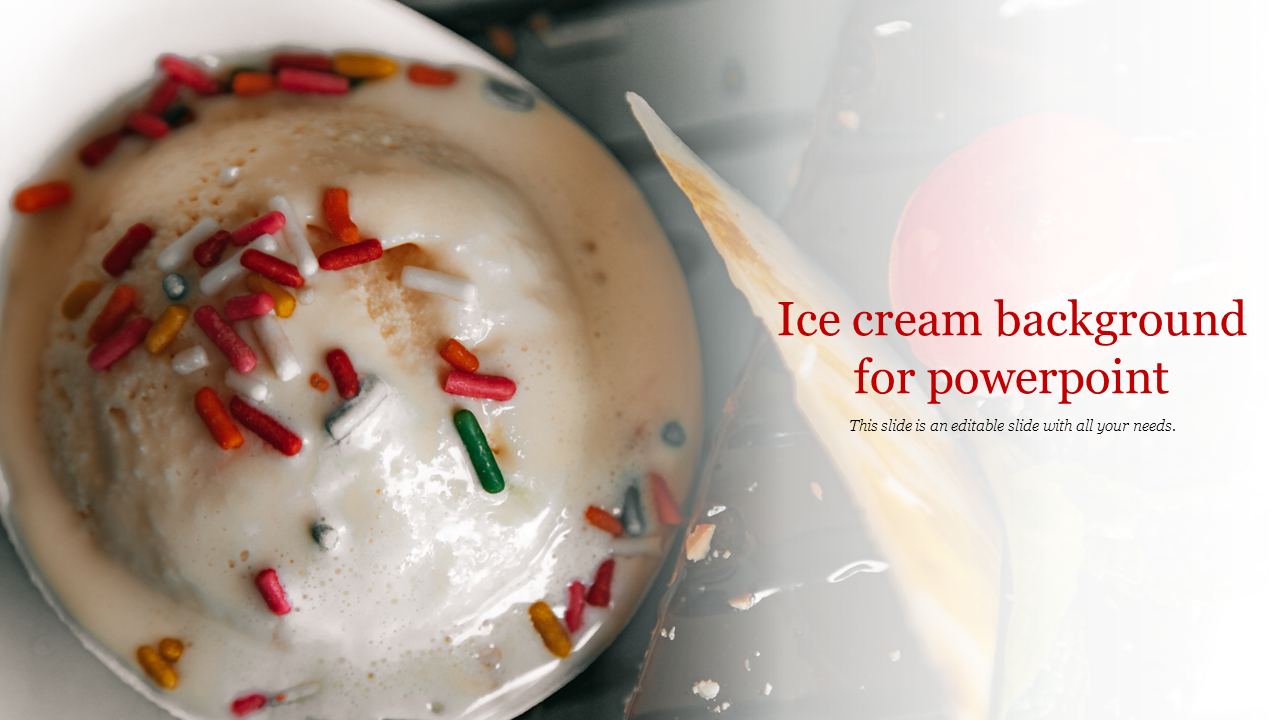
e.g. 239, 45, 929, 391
137, 645, 178, 690
528, 601, 571, 658
246, 275, 296, 318
158, 637, 184, 663
61, 280, 102, 320
145, 305, 190, 354
332, 53, 398, 79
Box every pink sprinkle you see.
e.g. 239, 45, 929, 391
158, 54, 221, 95
443, 371, 517, 401
87, 317, 152, 371
565, 580, 586, 633
230, 211, 286, 247
230, 693, 268, 718
145, 76, 180, 115
126, 111, 168, 139
193, 305, 257, 373
225, 292, 275, 321
255, 568, 292, 615
277, 67, 349, 95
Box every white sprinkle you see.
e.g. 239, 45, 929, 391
270, 681, 321, 705
811, 482, 823, 501
609, 535, 663, 556
199, 233, 277, 296
225, 369, 269, 402
685, 523, 715, 562
252, 314, 300, 381
268, 195, 318, 277
660, 628, 667, 638
729, 592, 756, 610
889, 650, 900, 661
692, 680, 720, 700
325, 375, 390, 441
746, 482, 757, 492
217, 166, 241, 186
298, 288, 315, 305
156, 217, 219, 271
712, 550, 720, 558
723, 551, 731, 558
668, 626, 675, 640
744, 659, 750, 671
401, 266, 478, 304
763, 682, 772, 696
171, 346, 208, 374
707, 505, 726, 517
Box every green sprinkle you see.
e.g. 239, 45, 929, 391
454, 409, 504, 494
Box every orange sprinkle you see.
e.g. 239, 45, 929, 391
487, 26, 518, 59
309, 373, 330, 391
321, 188, 359, 244
232, 71, 276, 97
137, 645, 178, 690
528, 601, 572, 658
585, 505, 624, 537
194, 387, 244, 450
649, 472, 683, 525
13, 180, 72, 213
407, 63, 457, 86
87, 285, 136, 343
440, 338, 480, 373
61, 280, 103, 320
157, 637, 184, 663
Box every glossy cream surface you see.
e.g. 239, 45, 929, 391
0, 63, 700, 720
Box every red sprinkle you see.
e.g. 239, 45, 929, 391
193, 305, 257, 373
585, 559, 615, 607
649, 473, 683, 525
443, 371, 517, 402
193, 229, 233, 268
230, 693, 268, 718
565, 580, 586, 633
78, 130, 125, 168
230, 397, 303, 456
87, 317, 152, 371
87, 285, 137, 343
407, 63, 458, 86
271, 52, 332, 72
253, 568, 292, 615
440, 338, 480, 373
158, 54, 221, 95
145, 76, 181, 115
317, 239, 382, 271
241, 249, 305, 288
101, 223, 154, 277
13, 180, 72, 213
126, 110, 169, 139
325, 349, 359, 400
277, 67, 349, 94
225, 292, 275, 321
231, 211, 286, 246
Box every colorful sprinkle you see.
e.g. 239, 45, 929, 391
230, 397, 302, 456
528, 601, 572, 659
158, 54, 221, 95
61, 280, 103, 320
324, 375, 389, 441
199, 233, 277, 296
245, 275, 296, 318
158, 217, 219, 271
483, 78, 535, 112
407, 63, 457, 86
225, 292, 274, 321
157, 638, 184, 663
440, 339, 480, 373
332, 52, 397, 79
225, 369, 269, 402
88, 317, 151, 371
78, 130, 125, 168
277, 67, 349, 94
271, 52, 332, 72
649, 472, 683, 525
13, 180, 72, 213
126, 110, 169, 139
232, 71, 275, 97
317, 239, 382, 270
144, 305, 190, 354
136, 645, 178, 690
622, 485, 646, 537
309, 373, 329, 391
193, 228, 233, 268
194, 387, 244, 450
102, 222, 154, 277
172, 346, 209, 375
564, 580, 586, 633
454, 409, 504, 494
401, 266, 477, 304
661, 420, 686, 447
268, 196, 319, 277
443, 371, 516, 402
585, 558, 615, 607
162, 272, 189, 300
585, 506, 623, 537
193, 305, 257, 373
230, 693, 268, 718
144, 76, 181, 115
325, 349, 359, 399
254, 568, 292, 615
87, 285, 137, 343
311, 522, 339, 551
231, 211, 286, 247
252, 314, 301, 381
321, 187, 360, 244
241, 248, 304, 288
